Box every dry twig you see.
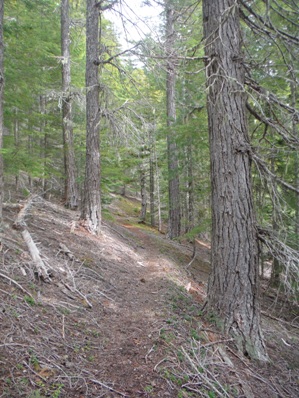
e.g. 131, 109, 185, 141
0, 272, 33, 298
90, 379, 128, 397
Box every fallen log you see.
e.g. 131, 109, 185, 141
22, 229, 51, 282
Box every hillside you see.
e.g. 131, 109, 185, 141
0, 192, 298, 398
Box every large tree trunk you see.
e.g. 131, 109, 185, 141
61, 0, 79, 209
80, 0, 101, 235
203, 0, 267, 361
166, 2, 180, 239
0, 0, 4, 223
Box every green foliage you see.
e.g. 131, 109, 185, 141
24, 295, 35, 306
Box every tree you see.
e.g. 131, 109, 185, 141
0, 0, 4, 223
165, 0, 181, 238
80, 0, 102, 234
61, 0, 79, 209
203, 0, 267, 360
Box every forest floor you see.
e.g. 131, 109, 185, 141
0, 189, 299, 398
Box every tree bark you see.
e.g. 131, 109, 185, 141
80, 0, 101, 235
166, 1, 180, 239
40, 95, 48, 197
0, 0, 4, 224
290, 74, 299, 248
203, 0, 267, 360
61, 0, 79, 209
149, 129, 156, 227
14, 111, 20, 190
139, 145, 147, 222
139, 166, 147, 222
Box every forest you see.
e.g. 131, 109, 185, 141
0, 0, 299, 397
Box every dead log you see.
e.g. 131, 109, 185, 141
21, 229, 51, 282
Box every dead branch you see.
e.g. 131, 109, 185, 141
90, 379, 128, 397
185, 239, 197, 270
58, 243, 74, 260
3, 203, 23, 210
21, 229, 51, 282
258, 228, 299, 298
59, 280, 93, 308
0, 272, 34, 298
252, 153, 299, 194
261, 311, 299, 329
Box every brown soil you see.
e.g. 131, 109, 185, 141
0, 193, 298, 398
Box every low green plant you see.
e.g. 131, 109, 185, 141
190, 329, 200, 341
24, 295, 35, 306
29, 353, 40, 370
51, 383, 64, 398
144, 384, 154, 393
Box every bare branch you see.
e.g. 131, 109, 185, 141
95, 42, 141, 66
0, 272, 33, 298
246, 102, 299, 147
258, 227, 299, 299
252, 153, 299, 194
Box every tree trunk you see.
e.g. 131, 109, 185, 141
203, 0, 267, 361
139, 163, 147, 222
14, 112, 20, 190
149, 128, 156, 227
61, 0, 79, 209
166, 2, 180, 239
40, 95, 48, 197
290, 75, 299, 248
185, 138, 194, 233
0, 0, 4, 224
155, 145, 162, 233
80, 0, 101, 235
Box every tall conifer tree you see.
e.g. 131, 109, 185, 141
203, 0, 267, 360
81, 0, 101, 234
165, 0, 181, 238
61, 0, 79, 209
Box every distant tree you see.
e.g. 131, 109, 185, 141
165, 0, 181, 238
61, 0, 79, 209
203, 0, 268, 361
80, 0, 102, 234
0, 0, 4, 223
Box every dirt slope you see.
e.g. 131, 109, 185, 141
0, 194, 298, 398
